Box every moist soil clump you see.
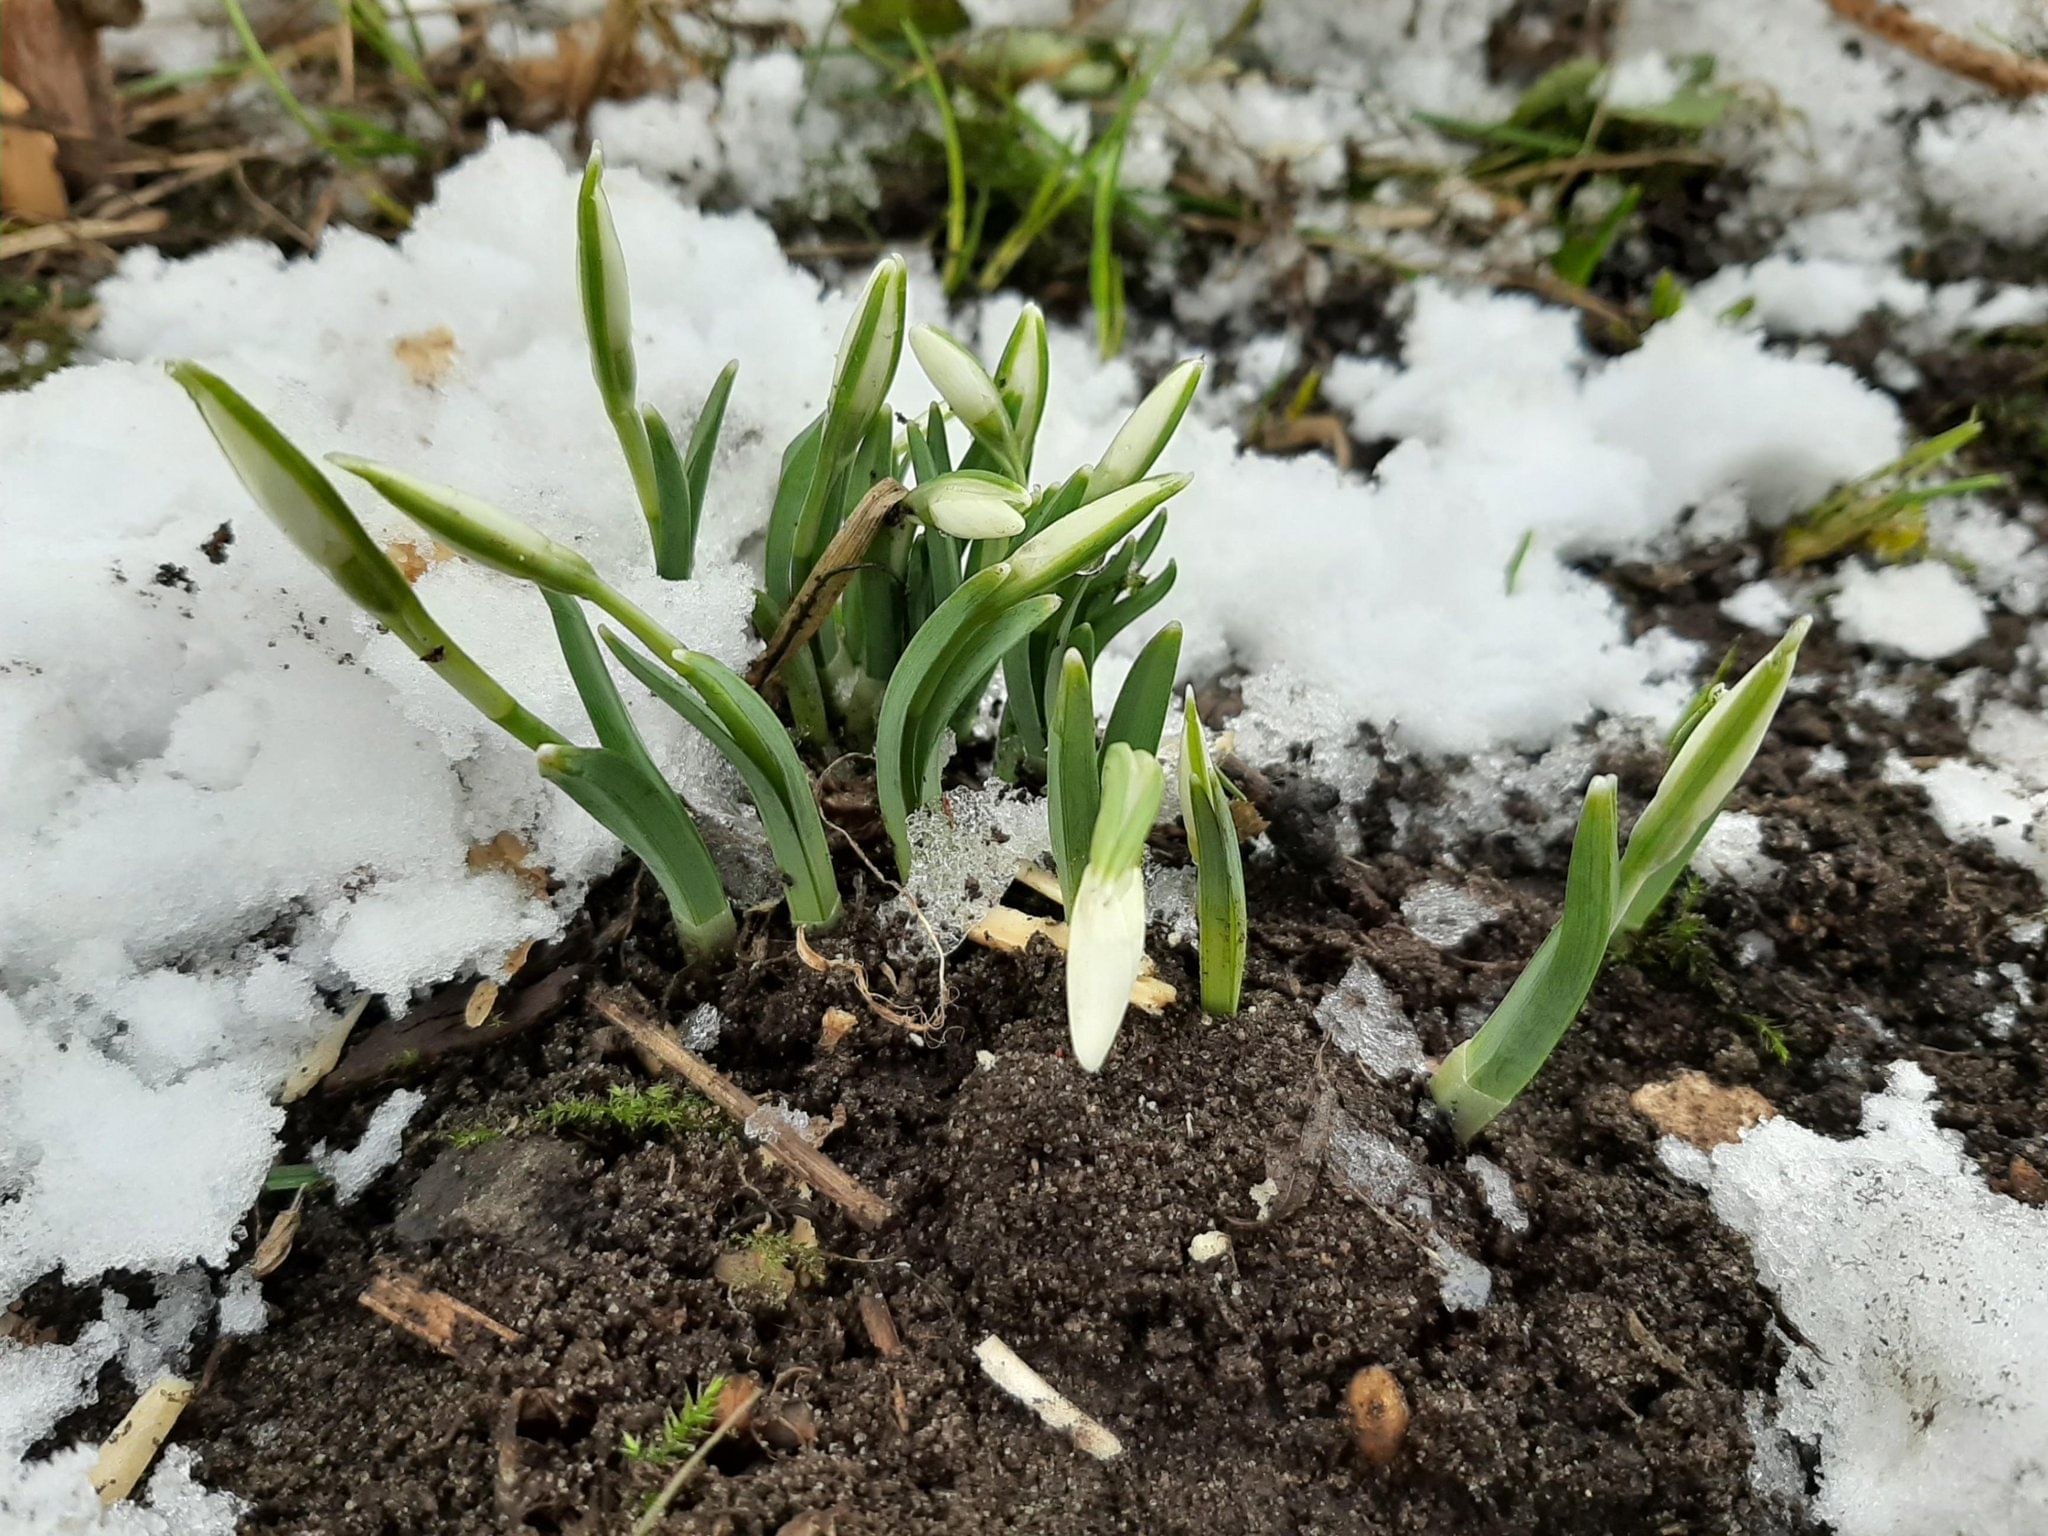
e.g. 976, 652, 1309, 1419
118, 537, 2041, 1536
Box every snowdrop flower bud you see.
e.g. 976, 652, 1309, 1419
167, 361, 414, 624
904, 470, 1031, 539
996, 304, 1050, 472
911, 324, 1020, 473
328, 455, 601, 597
831, 255, 908, 431
1616, 616, 1810, 928
1090, 358, 1203, 500
576, 145, 636, 414
1004, 473, 1190, 597
1067, 743, 1165, 1072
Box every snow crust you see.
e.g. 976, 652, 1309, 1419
1697, 1065, 2048, 1535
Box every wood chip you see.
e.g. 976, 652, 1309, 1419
856, 1291, 903, 1358
280, 994, 371, 1103
359, 1271, 521, 1356
91, 1377, 194, 1505
965, 906, 1176, 1014
1630, 1071, 1775, 1150
1344, 1366, 1410, 1466
394, 325, 457, 386
973, 1334, 1122, 1461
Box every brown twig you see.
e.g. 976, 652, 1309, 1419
591, 989, 894, 1230
1824, 0, 2048, 97
0, 208, 164, 259
359, 1271, 522, 1356
746, 478, 909, 698
1487, 147, 1722, 189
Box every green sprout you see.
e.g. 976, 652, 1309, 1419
1178, 692, 1247, 1017
621, 1378, 727, 1469
1429, 618, 1808, 1140
1065, 741, 1166, 1071
579, 148, 737, 581
529, 1085, 723, 1140
1779, 419, 2008, 570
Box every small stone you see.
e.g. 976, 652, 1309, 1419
1188, 1230, 1232, 1263
1345, 1366, 1410, 1466
1631, 1071, 1775, 1150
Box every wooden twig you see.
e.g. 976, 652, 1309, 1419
974, 1335, 1124, 1461
746, 478, 909, 698
1824, 0, 2048, 97
91, 1377, 194, 1504
359, 1271, 522, 1356
965, 906, 1177, 1015
591, 989, 895, 1231
0, 208, 165, 259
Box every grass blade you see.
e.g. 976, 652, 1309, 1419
1179, 692, 1245, 1016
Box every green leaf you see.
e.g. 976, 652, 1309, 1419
645, 410, 694, 580
1552, 182, 1642, 288
1102, 622, 1181, 758
603, 633, 842, 930
1180, 692, 1246, 1016
1429, 775, 1619, 1141
1046, 648, 1098, 910
538, 743, 735, 957
842, 0, 968, 44
167, 362, 563, 751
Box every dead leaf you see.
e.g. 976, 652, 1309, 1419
467, 832, 550, 898
394, 326, 457, 387
1630, 1071, 1775, 1150
1, 80, 67, 220
251, 1194, 304, 1278
464, 978, 500, 1030
818, 1006, 857, 1052
281, 994, 371, 1103
385, 538, 454, 584
966, 906, 1176, 1014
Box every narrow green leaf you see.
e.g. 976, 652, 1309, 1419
1102, 622, 1182, 758
1180, 692, 1246, 1016
1429, 775, 1620, 1141
1046, 648, 1098, 910
538, 743, 734, 957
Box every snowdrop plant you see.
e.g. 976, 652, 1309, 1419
1044, 627, 1183, 910
579, 149, 735, 581
327, 456, 842, 931
1430, 618, 1809, 1140
874, 470, 1190, 876
1067, 743, 1166, 1072
167, 363, 739, 956
1177, 693, 1247, 1017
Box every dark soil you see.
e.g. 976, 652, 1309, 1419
48, 524, 2018, 1536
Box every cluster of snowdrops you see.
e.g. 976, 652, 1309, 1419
172, 149, 1804, 1135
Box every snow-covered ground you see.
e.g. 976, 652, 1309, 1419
5, 0, 2048, 1528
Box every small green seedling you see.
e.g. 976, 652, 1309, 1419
1430, 618, 1808, 1140
1779, 419, 2008, 569
622, 1378, 727, 1468
1066, 741, 1166, 1072
1178, 692, 1247, 1017
579, 148, 737, 581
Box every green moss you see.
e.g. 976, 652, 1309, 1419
621, 1377, 727, 1468
529, 1084, 723, 1141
